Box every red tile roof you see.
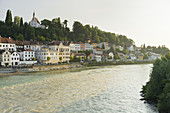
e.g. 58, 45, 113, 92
0, 37, 15, 43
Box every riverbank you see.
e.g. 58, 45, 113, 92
0, 60, 154, 76
0, 63, 83, 76
85, 60, 154, 66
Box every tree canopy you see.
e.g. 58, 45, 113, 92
0, 9, 134, 47
142, 52, 170, 113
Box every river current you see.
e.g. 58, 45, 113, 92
0, 64, 158, 113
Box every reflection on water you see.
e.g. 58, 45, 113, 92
0, 64, 158, 113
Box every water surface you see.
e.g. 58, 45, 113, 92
0, 64, 158, 113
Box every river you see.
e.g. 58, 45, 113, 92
0, 64, 158, 113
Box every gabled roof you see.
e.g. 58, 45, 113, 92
0, 37, 15, 44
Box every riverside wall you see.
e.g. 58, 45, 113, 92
0, 63, 83, 76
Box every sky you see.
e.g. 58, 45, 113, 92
0, 0, 170, 48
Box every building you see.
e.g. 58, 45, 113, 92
58, 42, 70, 63
0, 37, 17, 51
148, 53, 161, 60
0, 50, 11, 67
85, 43, 93, 50
10, 51, 20, 66
94, 55, 102, 62
97, 42, 109, 50
92, 43, 98, 48
36, 42, 70, 64
79, 42, 85, 50
135, 53, 144, 60
18, 49, 35, 61
93, 48, 103, 55
127, 45, 135, 51
71, 53, 86, 61
36, 47, 58, 64
69, 42, 81, 52
29, 12, 45, 29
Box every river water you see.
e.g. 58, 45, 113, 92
0, 64, 158, 113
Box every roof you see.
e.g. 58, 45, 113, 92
34, 17, 40, 24
72, 53, 86, 56
0, 37, 15, 44
0, 50, 6, 54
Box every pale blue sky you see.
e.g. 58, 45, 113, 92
0, 0, 170, 48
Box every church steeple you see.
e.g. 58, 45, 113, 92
33, 12, 35, 18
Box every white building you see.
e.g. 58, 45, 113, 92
10, 51, 20, 66
93, 48, 103, 55
18, 49, 35, 61
29, 12, 45, 29
94, 55, 102, 62
0, 37, 17, 51
70, 43, 81, 52
127, 45, 135, 51
108, 52, 114, 60
85, 43, 93, 50
149, 53, 161, 60
0, 50, 11, 67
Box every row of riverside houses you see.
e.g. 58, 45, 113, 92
0, 36, 162, 67
0, 36, 115, 67
0, 36, 70, 67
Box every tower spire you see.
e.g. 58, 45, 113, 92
33, 12, 35, 18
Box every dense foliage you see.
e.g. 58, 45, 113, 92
0, 9, 134, 46
142, 52, 170, 113
141, 44, 169, 55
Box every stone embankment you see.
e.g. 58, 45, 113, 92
0, 63, 83, 76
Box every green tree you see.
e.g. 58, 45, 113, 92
114, 54, 120, 60
14, 16, 21, 25
84, 56, 87, 60
20, 17, 23, 27
59, 57, 62, 61
90, 55, 92, 60
32, 57, 36, 61
63, 20, 68, 28
70, 56, 73, 62
158, 82, 170, 113
79, 56, 81, 61
41, 19, 51, 28
142, 53, 170, 113
143, 54, 149, 59
16, 33, 24, 41
47, 56, 50, 61
5, 9, 12, 26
